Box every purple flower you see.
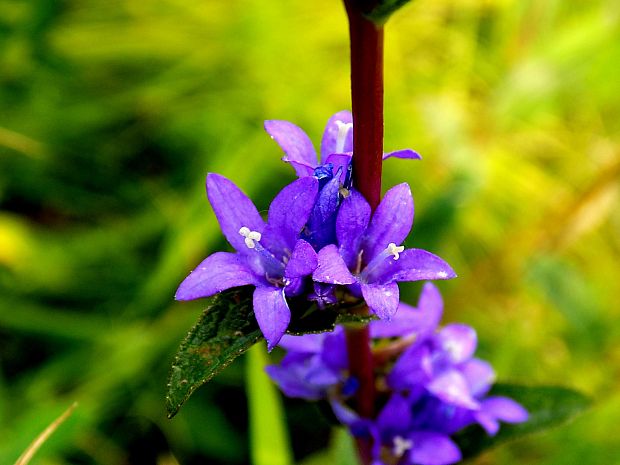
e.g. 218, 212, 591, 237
387, 310, 483, 410
265, 328, 348, 400
385, 285, 528, 434
332, 394, 462, 465
264, 111, 421, 179
267, 282, 528, 462
266, 288, 440, 401
175, 173, 320, 350
312, 185, 456, 319
416, 361, 529, 436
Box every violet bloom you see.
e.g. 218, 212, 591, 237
266, 296, 436, 401
264, 110, 421, 180
265, 328, 348, 400
386, 286, 528, 433
332, 394, 462, 465
386, 287, 491, 410
416, 360, 529, 437
312, 185, 456, 319
175, 174, 320, 350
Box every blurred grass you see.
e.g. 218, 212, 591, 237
1, 0, 619, 464
246, 345, 292, 465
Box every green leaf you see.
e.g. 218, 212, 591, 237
246, 344, 293, 465
364, 0, 412, 24
166, 287, 370, 416
166, 287, 262, 418
454, 384, 591, 459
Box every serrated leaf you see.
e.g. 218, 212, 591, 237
166, 287, 262, 418
454, 384, 591, 459
336, 312, 377, 326
167, 289, 373, 416
364, 0, 412, 24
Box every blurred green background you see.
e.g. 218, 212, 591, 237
1, 0, 619, 464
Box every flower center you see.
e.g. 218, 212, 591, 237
240, 226, 287, 280
387, 242, 405, 260
392, 435, 413, 458
239, 226, 262, 249
335, 120, 352, 153
359, 243, 405, 283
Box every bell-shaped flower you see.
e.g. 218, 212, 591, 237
265, 328, 348, 400
312, 184, 456, 319
331, 393, 462, 465
175, 173, 320, 350
264, 110, 421, 180
388, 320, 482, 410
418, 360, 529, 436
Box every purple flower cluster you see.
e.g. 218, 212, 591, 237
176, 112, 455, 350
267, 283, 528, 465
175, 111, 527, 464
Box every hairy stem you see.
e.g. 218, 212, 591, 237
343, 2, 385, 464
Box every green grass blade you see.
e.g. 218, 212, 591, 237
246, 344, 293, 465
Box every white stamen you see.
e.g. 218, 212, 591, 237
387, 242, 405, 260
239, 226, 262, 249
335, 120, 353, 153
393, 436, 413, 457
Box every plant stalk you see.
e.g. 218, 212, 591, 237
343, 2, 385, 464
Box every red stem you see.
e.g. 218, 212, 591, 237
343, 2, 385, 465
346, 1, 384, 210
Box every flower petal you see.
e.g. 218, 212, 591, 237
417, 282, 444, 333
387, 343, 431, 390
320, 110, 353, 162
278, 333, 326, 353
324, 153, 353, 183
376, 393, 412, 434
408, 432, 462, 465
474, 412, 500, 436
380, 248, 456, 283
461, 359, 495, 397
336, 189, 371, 268
361, 282, 399, 320
206, 173, 266, 253
382, 148, 422, 160
427, 370, 480, 410
481, 397, 529, 423
313, 244, 356, 285
253, 286, 291, 351
362, 183, 414, 261
262, 177, 319, 255
371, 302, 427, 338
175, 252, 259, 300
308, 282, 338, 308
285, 239, 318, 279
370, 282, 443, 337
305, 175, 341, 249
264, 120, 317, 176
474, 396, 528, 436
265, 363, 324, 400
321, 328, 347, 372
437, 324, 477, 364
